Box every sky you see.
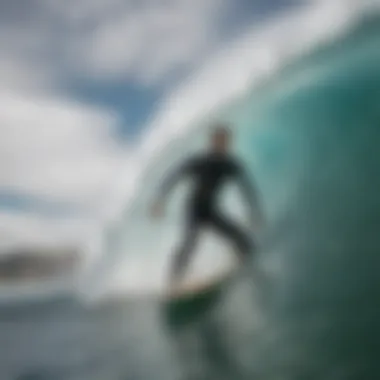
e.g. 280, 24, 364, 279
0, 0, 376, 256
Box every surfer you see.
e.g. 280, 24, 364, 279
151, 124, 264, 287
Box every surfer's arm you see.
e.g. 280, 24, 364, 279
235, 164, 264, 230
155, 157, 198, 204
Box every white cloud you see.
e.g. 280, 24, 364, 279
66, 0, 231, 85
0, 0, 233, 87
0, 0, 235, 253
0, 91, 130, 217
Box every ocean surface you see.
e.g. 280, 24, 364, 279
2, 11, 380, 380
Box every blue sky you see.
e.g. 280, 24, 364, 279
0, 0, 374, 252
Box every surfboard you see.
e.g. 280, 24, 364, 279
162, 265, 241, 330
164, 265, 239, 301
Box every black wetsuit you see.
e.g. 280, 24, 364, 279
157, 151, 259, 283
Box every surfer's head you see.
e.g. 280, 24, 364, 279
210, 124, 231, 153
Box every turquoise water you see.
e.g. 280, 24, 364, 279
2, 12, 380, 380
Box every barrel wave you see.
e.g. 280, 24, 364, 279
75, 13, 380, 380
2, 3, 380, 380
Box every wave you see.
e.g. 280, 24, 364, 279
79, 2, 380, 301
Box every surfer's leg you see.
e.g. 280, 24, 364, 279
169, 217, 200, 287
209, 212, 254, 263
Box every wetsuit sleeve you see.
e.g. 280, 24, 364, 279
156, 157, 198, 203
235, 162, 263, 224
